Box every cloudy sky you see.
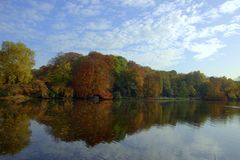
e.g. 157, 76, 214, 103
0, 0, 240, 78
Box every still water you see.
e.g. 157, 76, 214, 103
0, 100, 240, 160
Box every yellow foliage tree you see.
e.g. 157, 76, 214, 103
0, 41, 35, 85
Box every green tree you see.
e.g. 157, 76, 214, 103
125, 62, 144, 97
111, 55, 128, 97
111, 55, 128, 75
185, 71, 207, 96
47, 52, 82, 85
189, 85, 196, 97
221, 78, 238, 100
177, 81, 189, 97
0, 41, 35, 85
163, 78, 172, 97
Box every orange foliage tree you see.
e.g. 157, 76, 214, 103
72, 52, 113, 99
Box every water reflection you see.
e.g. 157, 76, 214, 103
0, 112, 30, 155
0, 100, 240, 159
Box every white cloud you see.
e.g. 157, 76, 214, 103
23, 1, 54, 22
125, 49, 184, 69
219, 0, 240, 14
203, 8, 221, 19
120, 0, 155, 7
232, 15, 240, 22
52, 22, 68, 30
204, 0, 240, 20
22, 10, 45, 22
0, 22, 43, 40
46, 32, 81, 52
209, 24, 240, 37
0, 1, 55, 43
29, 1, 54, 13
86, 20, 112, 30
186, 23, 240, 41
65, 1, 102, 16
189, 38, 226, 60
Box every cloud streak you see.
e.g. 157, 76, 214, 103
120, 0, 155, 7
189, 38, 226, 60
219, 0, 240, 14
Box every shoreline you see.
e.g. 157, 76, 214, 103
0, 95, 236, 104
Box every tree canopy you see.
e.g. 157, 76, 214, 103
1, 41, 240, 101
72, 52, 113, 99
0, 41, 35, 85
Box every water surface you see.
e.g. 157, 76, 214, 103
0, 100, 240, 160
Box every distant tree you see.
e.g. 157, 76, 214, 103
185, 71, 207, 96
32, 65, 51, 82
177, 81, 189, 97
1, 41, 238, 101
189, 85, 196, 97
236, 76, 240, 81
221, 78, 239, 100
0, 41, 35, 85
143, 72, 161, 97
111, 55, 128, 97
163, 78, 172, 97
111, 55, 128, 75
125, 61, 144, 97
198, 82, 208, 97
205, 77, 226, 100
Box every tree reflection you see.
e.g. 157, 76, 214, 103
38, 100, 114, 146
0, 100, 240, 154
36, 100, 240, 147
0, 105, 30, 155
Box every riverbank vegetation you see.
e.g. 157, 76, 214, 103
0, 41, 240, 101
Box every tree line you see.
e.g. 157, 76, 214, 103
0, 41, 240, 100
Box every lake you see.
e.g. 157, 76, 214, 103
0, 100, 240, 160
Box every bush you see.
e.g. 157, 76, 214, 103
113, 91, 122, 99
48, 85, 74, 99
22, 80, 49, 98
64, 87, 73, 98
0, 88, 9, 97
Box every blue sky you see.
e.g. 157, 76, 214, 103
0, 0, 240, 79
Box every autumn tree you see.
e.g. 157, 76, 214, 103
185, 71, 207, 96
205, 77, 226, 100
221, 78, 239, 100
47, 52, 82, 85
32, 65, 50, 82
143, 72, 161, 97
1, 42, 238, 101
0, 41, 35, 85
124, 61, 144, 97
72, 52, 113, 99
